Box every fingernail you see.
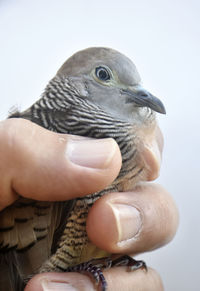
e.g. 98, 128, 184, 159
109, 203, 142, 244
67, 138, 117, 169
42, 279, 78, 291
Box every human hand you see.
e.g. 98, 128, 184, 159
0, 119, 179, 291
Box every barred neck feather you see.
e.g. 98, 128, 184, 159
13, 76, 155, 188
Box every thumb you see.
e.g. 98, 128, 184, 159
0, 119, 122, 209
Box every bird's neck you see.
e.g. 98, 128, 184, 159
12, 77, 154, 191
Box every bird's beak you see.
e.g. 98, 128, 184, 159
121, 86, 166, 114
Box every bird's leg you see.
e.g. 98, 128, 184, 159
66, 260, 108, 291
66, 255, 147, 291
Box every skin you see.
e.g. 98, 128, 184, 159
0, 119, 179, 291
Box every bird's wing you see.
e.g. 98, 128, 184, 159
0, 197, 75, 290
0, 198, 55, 253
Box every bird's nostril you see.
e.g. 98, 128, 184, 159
138, 91, 149, 98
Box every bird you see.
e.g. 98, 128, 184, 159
0, 47, 166, 291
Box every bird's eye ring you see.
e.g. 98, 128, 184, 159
95, 66, 111, 81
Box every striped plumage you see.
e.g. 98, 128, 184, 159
0, 47, 165, 290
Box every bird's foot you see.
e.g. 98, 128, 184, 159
66, 255, 147, 291
110, 255, 147, 272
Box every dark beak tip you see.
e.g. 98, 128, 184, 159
158, 105, 166, 115
151, 96, 166, 115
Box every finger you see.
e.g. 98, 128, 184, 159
24, 267, 163, 291
87, 183, 179, 254
25, 272, 95, 291
104, 267, 164, 291
141, 124, 164, 181
0, 119, 121, 210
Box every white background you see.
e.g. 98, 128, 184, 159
0, 1, 200, 290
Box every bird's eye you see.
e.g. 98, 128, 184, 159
95, 66, 111, 81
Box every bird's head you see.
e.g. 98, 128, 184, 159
56, 47, 166, 123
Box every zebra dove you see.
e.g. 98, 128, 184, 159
0, 47, 165, 291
